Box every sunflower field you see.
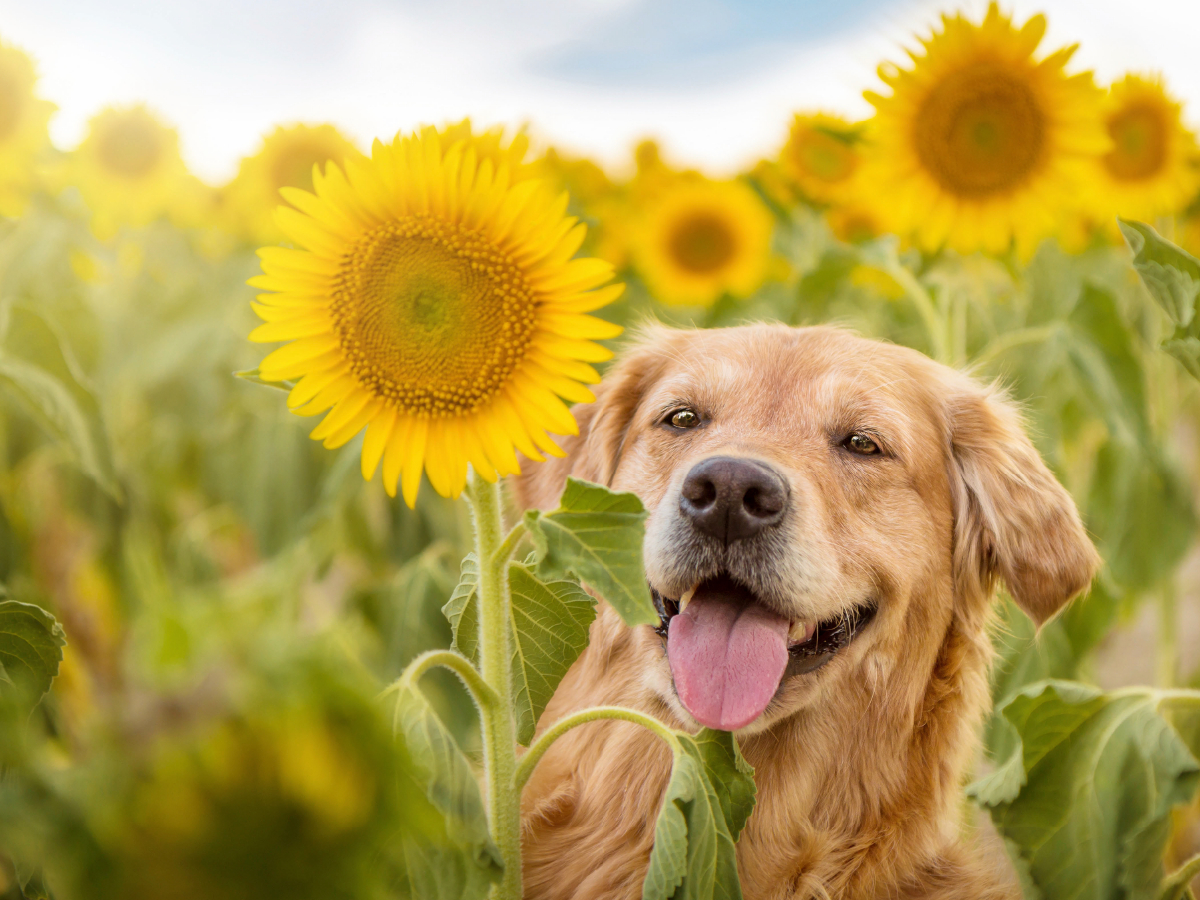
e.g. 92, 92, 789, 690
2, 3, 1200, 898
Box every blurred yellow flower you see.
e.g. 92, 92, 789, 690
779, 113, 862, 205
66, 105, 198, 238
535, 147, 612, 207
0, 38, 55, 217
860, 2, 1106, 257
249, 123, 624, 506
222, 124, 364, 244
1090, 74, 1200, 221
634, 177, 773, 307
827, 204, 887, 244
1178, 209, 1200, 259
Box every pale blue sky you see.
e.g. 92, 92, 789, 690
1, 0, 1197, 182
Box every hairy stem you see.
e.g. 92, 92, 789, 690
514, 705, 682, 792
383, 649, 497, 710
494, 521, 527, 568
467, 471, 522, 900
1162, 852, 1200, 900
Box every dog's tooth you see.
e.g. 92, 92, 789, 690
678, 584, 698, 613
789, 619, 817, 644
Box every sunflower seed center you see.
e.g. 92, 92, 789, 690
913, 62, 1047, 198
668, 211, 737, 274
1104, 101, 1168, 182
330, 215, 538, 418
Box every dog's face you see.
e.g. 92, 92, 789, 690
518, 325, 1098, 735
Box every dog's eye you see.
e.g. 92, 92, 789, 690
668, 408, 701, 429
844, 433, 880, 455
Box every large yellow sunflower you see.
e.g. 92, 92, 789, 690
860, 3, 1106, 256
248, 124, 624, 507
65, 105, 197, 237
223, 124, 364, 244
0, 39, 55, 217
778, 113, 862, 205
1090, 74, 1200, 221
633, 177, 773, 307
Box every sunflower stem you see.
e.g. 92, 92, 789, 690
466, 470, 523, 900
514, 705, 682, 792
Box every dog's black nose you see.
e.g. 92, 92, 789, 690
679, 456, 788, 543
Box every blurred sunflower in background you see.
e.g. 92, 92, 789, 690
222, 124, 363, 245
65, 105, 198, 238
249, 122, 624, 507
534, 147, 631, 268
1091, 74, 1200, 222
778, 113, 862, 205
633, 176, 773, 307
0, 39, 54, 218
860, 2, 1106, 256
826, 203, 887, 244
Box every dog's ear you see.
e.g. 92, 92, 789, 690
947, 380, 1100, 625
512, 337, 669, 511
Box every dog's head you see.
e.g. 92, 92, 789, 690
516, 324, 1099, 734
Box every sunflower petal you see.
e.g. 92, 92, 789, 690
401, 419, 429, 508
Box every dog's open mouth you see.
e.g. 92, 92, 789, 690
650, 573, 876, 731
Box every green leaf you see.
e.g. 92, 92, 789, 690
507, 564, 596, 745
443, 554, 480, 663
692, 729, 756, 842
643, 732, 752, 900
0, 599, 66, 712
524, 477, 656, 627
1162, 336, 1200, 381
969, 680, 1200, 900
1119, 219, 1200, 327
443, 557, 596, 745
234, 367, 295, 391
1068, 283, 1149, 445
0, 310, 120, 499
1087, 442, 1196, 591
391, 675, 502, 896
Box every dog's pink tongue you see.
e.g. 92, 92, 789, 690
667, 581, 790, 731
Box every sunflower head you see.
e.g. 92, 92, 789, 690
1091, 74, 1199, 221
827, 204, 886, 244
222, 124, 364, 244
860, 2, 1106, 256
249, 123, 624, 507
66, 105, 196, 237
633, 177, 773, 307
778, 114, 862, 205
0, 38, 55, 217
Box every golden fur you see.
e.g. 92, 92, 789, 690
514, 324, 1099, 899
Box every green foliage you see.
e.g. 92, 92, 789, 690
642, 729, 755, 900
443, 555, 596, 745
1121, 219, 1200, 384
391, 675, 503, 898
0, 599, 64, 712
971, 681, 1200, 900
1, 163, 1199, 900
1119, 220, 1200, 329
524, 477, 657, 628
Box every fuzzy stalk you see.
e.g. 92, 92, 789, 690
466, 470, 523, 900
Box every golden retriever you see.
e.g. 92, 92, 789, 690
514, 323, 1098, 899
